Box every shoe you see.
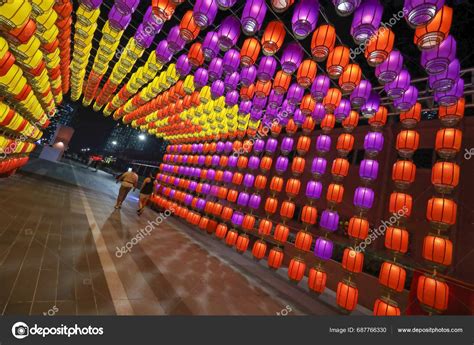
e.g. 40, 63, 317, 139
115, 205, 121, 209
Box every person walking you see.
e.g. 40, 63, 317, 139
114, 168, 138, 209
137, 171, 157, 215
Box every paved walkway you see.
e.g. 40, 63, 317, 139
0, 158, 365, 315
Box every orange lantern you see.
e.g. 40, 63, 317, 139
288, 258, 306, 282
271, 122, 282, 137
342, 110, 359, 132
240, 84, 255, 100
368, 105, 387, 129
280, 201, 295, 220
327, 183, 344, 204
235, 234, 250, 253
348, 217, 369, 241
237, 156, 248, 169
188, 42, 204, 67
225, 229, 239, 247
273, 70, 292, 94
365, 28, 395, 67
296, 59, 317, 88
242, 214, 256, 232
267, 247, 284, 270
214, 223, 227, 240
221, 206, 233, 221
254, 175, 268, 190
232, 172, 243, 185
291, 157, 305, 176
255, 80, 272, 98
227, 189, 239, 203
308, 267, 327, 293
373, 299, 401, 316
392, 160, 416, 189
300, 94, 316, 116
152, 0, 176, 22
414, 6, 452, 50
301, 205, 317, 225
431, 162, 459, 193
339, 64, 362, 92
252, 240, 267, 260
240, 37, 261, 66
385, 226, 409, 254
285, 178, 301, 197
438, 98, 464, 126
435, 128, 462, 159
265, 197, 278, 215
342, 249, 364, 273
426, 197, 457, 229
396, 130, 420, 158
311, 24, 336, 61
179, 10, 200, 42
400, 102, 421, 128
336, 281, 358, 312
417, 275, 449, 313
326, 46, 350, 78
286, 119, 298, 135
422, 234, 453, 266
261, 21, 286, 55
258, 219, 273, 236
323, 88, 342, 113
260, 156, 273, 172
379, 262, 406, 292
336, 133, 354, 156
198, 216, 209, 231
270, 176, 284, 193
331, 158, 350, 180
296, 136, 311, 155
295, 230, 313, 251
302, 116, 316, 134
389, 192, 412, 217
218, 186, 228, 199
274, 223, 290, 243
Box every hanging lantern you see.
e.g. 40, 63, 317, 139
301, 205, 318, 225
353, 186, 374, 211
280, 201, 295, 220
331, 158, 350, 180
296, 136, 311, 155
389, 192, 412, 218
306, 180, 323, 200
252, 240, 267, 260
281, 43, 303, 75
394, 86, 418, 112
438, 97, 464, 126
361, 91, 380, 117
267, 247, 284, 270
385, 226, 409, 254
314, 237, 334, 260
285, 178, 301, 197
339, 64, 362, 92
348, 216, 369, 240
257, 56, 277, 82
216, 0, 237, 10
235, 234, 250, 253
431, 162, 459, 194
392, 160, 417, 189
225, 229, 239, 246
350, 0, 383, 44
435, 128, 462, 159
421, 35, 456, 75
342, 110, 359, 132
241, 38, 261, 66
342, 249, 364, 273
400, 102, 421, 128
327, 183, 344, 204
429, 59, 460, 93
188, 42, 204, 67
375, 50, 403, 84
261, 21, 286, 56
310, 75, 330, 102
258, 218, 273, 236
373, 298, 401, 316
308, 267, 327, 294
152, 0, 176, 22
332, 0, 361, 16
296, 59, 317, 88
405, 0, 445, 27
415, 6, 452, 50
426, 197, 457, 230
326, 46, 350, 78
291, 0, 319, 39
422, 235, 453, 266
193, 0, 218, 28
311, 24, 336, 61
241, 0, 267, 36
316, 134, 332, 155
350, 80, 372, 108
336, 281, 358, 312
323, 88, 342, 113
179, 10, 200, 42
417, 275, 449, 313
288, 257, 306, 282
217, 16, 241, 51
365, 28, 395, 67
272, 70, 292, 94
385, 69, 411, 100
379, 262, 406, 292
396, 130, 420, 158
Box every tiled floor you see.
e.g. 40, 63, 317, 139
0, 158, 362, 316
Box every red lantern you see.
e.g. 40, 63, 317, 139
297, 59, 317, 88
252, 240, 267, 260
254, 175, 268, 190
438, 98, 464, 126
385, 226, 409, 254
342, 249, 364, 273
235, 234, 250, 253
327, 46, 350, 78
342, 110, 359, 132
365, 28, 395, 67
331, 158, 350, 180
389, 192, 412, 218
417, 275, 449, 313
270, 176, 284, 194
301, 206, 317, 225
435, 128, 462, 159
348, 217, 369, 241
368, 105, 387, 129
392, 160, 416, 189
339, 63, 362, 92
311, 24, 336, 61
267, 247, 284, 270
296, 136, 311, 155
225, 229, 239, 247
414, 6, 452, 50
323, 89, 342, 113
273, 70, 292, 94
308, 267, 327, 293
242, 214, 256, 232
258, 219, 273, 236
261, 21, 286, 55
422, 235, 453, 266
240, 37, 261, 66
288, 258, 306, 282
291, 157, 305, 176
327, 183, 344, 204
400, 102, 421, 128
373, 299, 401, 316
431, 162, 459, 193
426, 197, 457, 229
215, 223, 228, 239
285, 178, 301, 198
265, 197, 278, 215
336, 281, 358, 312
280, 201, 295, 220
396, 130, 420, 158
379, 262, 406, 292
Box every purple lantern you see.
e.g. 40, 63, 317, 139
429, 58, 460, 92
332, 0, 361, 16
196, 198, 206, 210
311, 75, 330, 101
354, 187, 375, 210
134, 24, 155, 49
286, 83, 305, 105
155, 40, 173, 64
350, 0, 383, 44
314, 237, 334, 261
193, 0, 218, 28
265, 138, 278, 154
257, 56, 277, 81
217, 0, 237, 10
361, 91, 380, 117
248, 156, 260, 170
281, 43, 304, 74
224, 141, 233, 153
167, 25, 186, 53
228, 156, 238, 168
252, 96, 267, 110
211, 80, 225, 98
223, 170, 233, 183
211, 155, 220, 166
311, 103, 326, 122
434, 78, 464, 106
202, 31, 220, 60
334, 98, 351, 121
384, 69, 411, 100
240, 65, 257, 86
292, 0, 320, 39
275, 156, 289, 174
306, 180, 323, 199
421, 35, 456, 75
108, 5, 132, 30
316, 134, 331, 154
320, 209, 339, 232
241, 0, 267, 36
116, 0, 139, 14
176, 54, 192, 76
217, 16, 241, 51
293, 108, 305, 125
311, 157, 327, 178
223, 49, 240, 73
208, 57, 224, 81
254, 139, 265, 153
210, 185, 219, 197
197, 155, 206, 165
237, 192, 250, 207
243, 173, 255, 188
201, 183, 211, 195
194, 68, 209, 89
359, 159, 379, 181
184, 194, 193, 205
250, 108, 263, 121
268, 90, 284, 108
375, 50, 403, 84
364, 131, 384, 156
404, 0, 445, 27
231, 211, 244, 227
224, 71, 240, 91
350, 80, 372, 107
394, 85, 418, 111
216, 141, 225, 153
239, 100, 253, 114
225, 90, 240, 106
249, 194, 262, 210
281, 137, 294, 154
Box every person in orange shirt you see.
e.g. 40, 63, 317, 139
114, 168, 138, 209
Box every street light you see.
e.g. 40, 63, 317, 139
138, 134, 146, 141
112, 141, 117, 145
